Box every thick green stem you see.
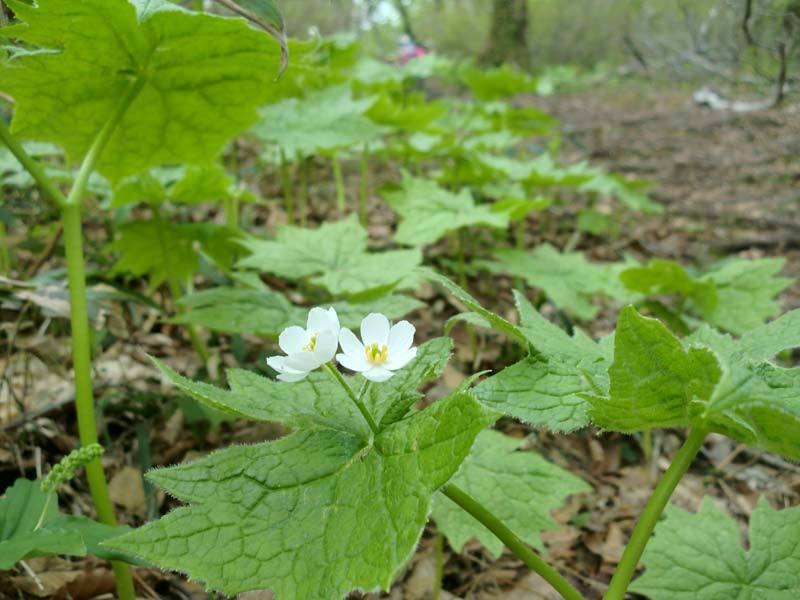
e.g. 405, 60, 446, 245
60, 77, 145, 600
359, 144, 369, 226
63, 205, 135, 600
332, 153, 346, 212
442, 484, 584, 600
0, 118, 66, 210
324, 363, 379, 434
604, 428, 708, 600
279, 149, 294, 224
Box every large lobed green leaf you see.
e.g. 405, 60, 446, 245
621, 257, 791, 335
432, 430, 590, 558
381, 172, 509, 246
632, 497, 800, 599
253, 84, 384, 156
474, 291, 612, 432
590, 306, 800, 460
237, 215, 422, 296
483, 244, 633, 320
107, 389, 495, 597
0, 0, 282, 181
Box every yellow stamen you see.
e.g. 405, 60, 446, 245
364, 342, 389, 365
303, 333, 318, 352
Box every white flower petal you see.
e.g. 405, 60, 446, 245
277, 370, 309, 382
361, 313, 390, 345
279, 325, 308, 354
307, 306, 335, 334
326, 306, 340, 333
385, 346, 417, 371
339, 328, 365, 356
283, 351, 322, 372
266, 355, 287, 371
362, 366, 394, 382
336, 351, 370, 373
387, 320, 415, 355
313, 330, 338, 363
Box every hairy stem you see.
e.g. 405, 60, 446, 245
442, 484, 585, 600
604, 428, 708, 600
324, 363, 379, 434
0, 118, 66, 210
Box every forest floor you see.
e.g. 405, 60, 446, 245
2, 83, 799, 600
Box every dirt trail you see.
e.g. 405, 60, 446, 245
540, 85, 800, 302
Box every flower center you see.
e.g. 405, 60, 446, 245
303, 333, 318, 352
364, 342, 389, 365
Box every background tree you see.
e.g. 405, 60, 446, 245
481, 0, 530, 68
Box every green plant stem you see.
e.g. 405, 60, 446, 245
359, 144, 369, 226
297, 151, 308, 227
151, 205, 210, 365
61, 78, 145, 600
33, 492, 54, 532
332, 153, 346, 212
442, 484, 584, 600
63, 205, 136, 600
0, 118, 67, 210
604, 428, 708, 600
0, 222, 9, 274
324, 363, 379, 434
279, 149, 294, 224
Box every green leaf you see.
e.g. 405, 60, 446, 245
105, 392, 495, 597
588, 306, 722, 432
592, 307, 800, 459
108, 221, 241, 289
620, 257, 791, 335
1, 0, 283, 181
474, 292, 611, 431
175, 286, 423, 336
254, 84, 384, 155
153, 337, 453, 435
484, 244, 631, 320
432, 430, 589, 558
701, 258, 791, 335
365, 337, 454, 425
381, 172, 508, 246
461, 65, 539, 101
631, 497, 800, 599
423, 269, 528, 346
0, 478, 130, 568
238, 215, 422, 296
365, 93, 447, 132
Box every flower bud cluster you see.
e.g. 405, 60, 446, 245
41, 443, 104, 494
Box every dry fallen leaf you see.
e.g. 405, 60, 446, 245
109, 466, 146, 515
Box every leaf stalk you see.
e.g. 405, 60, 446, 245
604, 427, 708, 599
441, 484, 585, 600
324, 363, 379, 434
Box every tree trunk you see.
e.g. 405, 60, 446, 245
482, 0, 530, 68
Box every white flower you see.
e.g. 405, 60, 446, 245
266, 307, 340, 382
337, 313, 417, 382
